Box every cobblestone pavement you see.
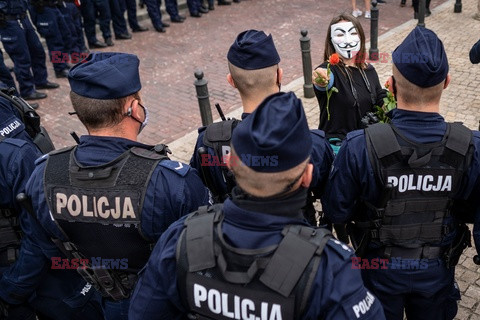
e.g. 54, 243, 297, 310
165, 0, 480, 318
25, 0, 447, 147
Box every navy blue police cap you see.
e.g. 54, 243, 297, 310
227, 29, 280, 70
68, 52, 141, 99
231, 91, 312, 173
392, 27, 449, 88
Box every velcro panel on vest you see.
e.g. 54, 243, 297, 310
441, 123, 472, 169
379, 222, 443, 246
385, 198, 450, 217
185, 206, 217, 272
366, 124, 401, 159
203, 120, 237, 147
445, 123, 472, 156
260, 226, 327, 297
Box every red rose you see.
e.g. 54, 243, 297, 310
329, 53, 340, 65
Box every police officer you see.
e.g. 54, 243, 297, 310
0, 0, 60, 100
57, 0, 89, 55
119, 0, 148, 32
190, 30, 333, 224
18, 52, 211, 319
80, 0, 113, 47
322, 27, 480, 319
0, 48, 16, 91
142, 0, 180, 32
0, 94, 104, 319
129, 91, 385, 319
108, 0, 132, 40
29, 0, 72, 78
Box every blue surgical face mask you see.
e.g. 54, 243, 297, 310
125, 101, 148, 134
138, 104, 148, 134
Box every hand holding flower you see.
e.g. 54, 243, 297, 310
312, 68, 329, 87
314, 53, 340, 120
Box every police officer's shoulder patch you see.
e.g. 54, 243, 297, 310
160, 160, 189, 177
345, 129, 365, 142
325, 238, 354, 259
35, 153, 49, 165
36, 146, 75, 165
310, 129, 326, 139
342, 288, 381, 319
3, 138, 27, 148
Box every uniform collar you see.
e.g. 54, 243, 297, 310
222, 196, 308, 231
391, 108, 445, 125
75, 135, 153, 165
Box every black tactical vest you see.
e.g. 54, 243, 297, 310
362, 122, 473, 259
44, 146, 169, 273
0, 206, 21, 266
0, 136, 21, 266
176, 205, 331, 320
202, 119, 240, 202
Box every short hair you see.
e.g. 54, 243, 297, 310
393, 65, 444, 106
70, 91, 140, 130
229, 147, 309, 198
324, 13, 367, 69
227, 62, 278, 99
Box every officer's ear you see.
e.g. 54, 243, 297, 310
444, 74, 451, 89
227, 73, 237, 88
277, 67, 283, 85
300, 163, 314, 188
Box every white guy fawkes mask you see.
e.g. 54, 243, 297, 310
330, 21, 361, 59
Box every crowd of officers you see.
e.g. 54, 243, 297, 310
0, 18, 480, 320
0, 0, 239, 106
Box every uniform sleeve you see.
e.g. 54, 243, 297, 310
0, 147, 55, 304
2, 142, 39, 211
144, 163, 211, 240
309, 130, 334, 196
461, 133, 480, 251
129, 223, 186, 320
470, 39, 480, 64
321, 133, 378, 223
304, 239, 385, 319
189, 131, 205, 175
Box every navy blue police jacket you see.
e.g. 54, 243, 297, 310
322, 109, 480, 254
0, 128, 103, 316
190, 113, 334, 201
128, 193, 386, 319
1, 135, 211, 305
0, 0, 28, 14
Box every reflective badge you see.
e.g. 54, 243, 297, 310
52, 186, 141, 223
187, 273, 294, 320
